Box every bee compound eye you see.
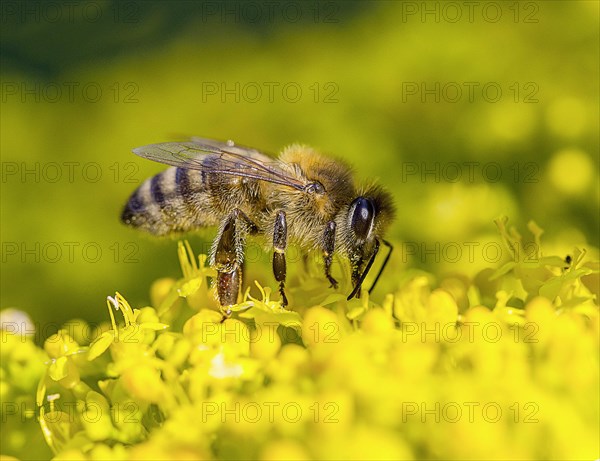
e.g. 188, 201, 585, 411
350, 197, 375, 241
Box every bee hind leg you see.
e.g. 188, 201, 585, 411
272, 210, 288, 307
217, 269, 240, 320
212, 209, 256, 317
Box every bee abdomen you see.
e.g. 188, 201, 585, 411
121, 167, 213, 235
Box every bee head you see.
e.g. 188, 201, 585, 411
347, 185, 394, 244
344, 185, 395, 300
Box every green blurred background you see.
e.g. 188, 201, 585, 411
1, 0, 598, 337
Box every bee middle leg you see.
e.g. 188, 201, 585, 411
272, 210, 289, 307
212, 209, 257, 317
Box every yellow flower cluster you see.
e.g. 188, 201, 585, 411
0, 311, 49, 458
3, 221, 599, 460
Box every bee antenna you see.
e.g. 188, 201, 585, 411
368, 239, 393, 295
347, 239, 380, 300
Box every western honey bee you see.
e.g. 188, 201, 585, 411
121, 137, 394, 314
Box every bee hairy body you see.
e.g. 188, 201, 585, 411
122, 139, 394, 313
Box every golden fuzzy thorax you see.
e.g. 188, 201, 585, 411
267, 144, 357, 251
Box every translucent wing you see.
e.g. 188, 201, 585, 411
132, 139, 306, 191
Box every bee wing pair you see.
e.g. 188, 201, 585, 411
133, 137, 307, 191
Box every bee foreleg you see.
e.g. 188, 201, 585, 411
347, 240, 381, 301
349, 253, 364, 299
272, 210, 288, 307
212, 209, 255, 313
322, 221, 338, 289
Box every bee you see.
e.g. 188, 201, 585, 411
121, 137, 395, 314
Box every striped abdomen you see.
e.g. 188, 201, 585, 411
121, 167, 216, 235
